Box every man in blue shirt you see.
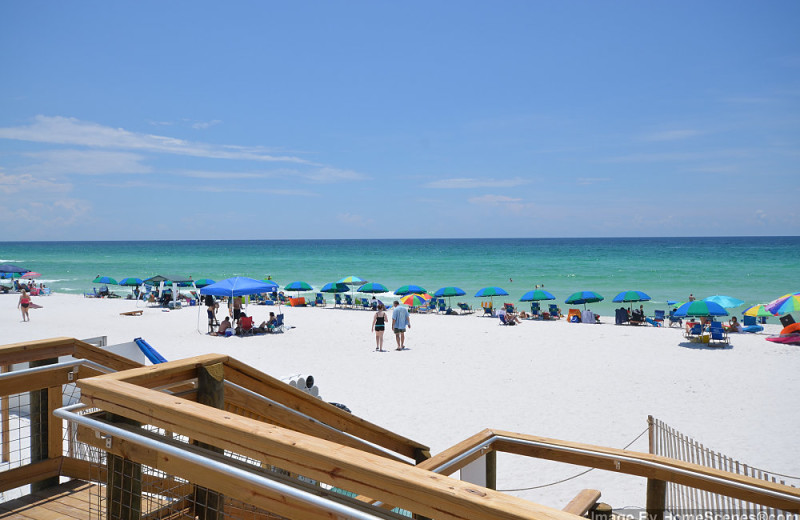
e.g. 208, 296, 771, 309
391, 300, 411, 350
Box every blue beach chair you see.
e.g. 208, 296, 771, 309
709, 321, 729, 345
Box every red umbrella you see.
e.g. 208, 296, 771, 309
21, 272, 42, 279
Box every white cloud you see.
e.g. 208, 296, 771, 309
23, 149, 151, 176
192, 119, 222, 130
0, 196, 89, 227
425, 177, 530, 189
468, 194, 523, 206
0, 171, 71, 194
0, 115, 313, 165
302, 167, 368, 183
337, 213, 372, 227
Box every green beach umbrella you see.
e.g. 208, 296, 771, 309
395, 284, 427, 295
519, 289, 556, 302
285, 281, 313, 292
193, 278, 216, 288
358, 282, 388, 294
337, 275, 366, 285
612, 290, 651, 303
93, 276, 118, 285
118, 277, 143, 286
320, 282, 349, 293
565, 290, 604, 309
672, 300, 728, 318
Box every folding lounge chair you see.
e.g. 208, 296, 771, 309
668, 310, 683, 328
344, 294, 353, 308
653, 310, 665, 325
457, 302, 473, 314
741, 315, 764, 333
530, 302, 541, 319
273, 313, 285, 333
504, 303, 515, 313
239, 316, 255, 336
481, 301, 494, 316
548, 304, 561, 319
684, 323, 703, 340
362, 298, 371, 310
498, 313, 509, 326
709, 321, 729, 345
438, 301, 447, 313
334, 293, 342, 307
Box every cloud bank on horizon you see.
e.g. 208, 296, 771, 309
0, 1, 798, 240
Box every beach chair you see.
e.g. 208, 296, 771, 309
530, 302, 541, 319
273, 313, 285, 333
653, 310, 665, 325
709, 321, 729, 345
362, 298, 371, 310
481, 301, 494, 316
83, 287, 99, 298
498, 313, 509, 326
504, 302, 515, 313
344, 294, 353, 308
548, 304, 561, 319
668, 310, 683, 328
684, 322, 703, 340
438, 300, 447, 313
567, 308, 581, 323
334, 293, 342, 307
457, 302, 473, 314
741, 315, 764, 333
314, 293, 325, 306
239, 316, 255, 336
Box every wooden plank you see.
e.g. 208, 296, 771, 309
47, 386, 62, 460
562, 489, 601, 516
61, 455, 105, 482
2, 365, 9, 463
415, 429, 495, 475
91, 354, 228, 387
225, 358, 429, 460
78, 379, 583, 520
193, 363, 225, 520
71, 339, 143, 372
0, 366, 73, 396
0, 458, 61, 493
0, 337, 75, 366
224, 383, 408, 463
490, 430, 800, 511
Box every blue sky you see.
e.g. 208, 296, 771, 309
1, 1, 798, 240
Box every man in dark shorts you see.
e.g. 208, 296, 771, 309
391, 300, 411, 350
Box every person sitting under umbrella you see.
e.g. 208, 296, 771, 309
725, 316, 743, 333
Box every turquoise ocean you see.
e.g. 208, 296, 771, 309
1, 237, 798, 317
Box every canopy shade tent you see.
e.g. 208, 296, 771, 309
200, 277, 277, 298
144, 275, 195, 285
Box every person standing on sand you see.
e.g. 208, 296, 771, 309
391, 300, 410, 350
18, 289, 31, 322
371, 303, 388, 351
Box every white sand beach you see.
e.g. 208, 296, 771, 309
2, 292, 798, 510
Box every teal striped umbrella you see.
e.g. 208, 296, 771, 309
193, 278, 216, 288
321, 282, 349, 293
285, 281, 313, 292
337, 275, 366, 285
395, 284, 427, 295
93, 276, 118, 285
520, 289, 555, 302
565, 290, 604, 309
612, 290, 651, 303
673, 301, 728, 317
118, 277, 143, 286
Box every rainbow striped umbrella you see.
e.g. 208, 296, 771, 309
742, 304, 775, 318
765, 292, 800, 315
400, 293, 431, 307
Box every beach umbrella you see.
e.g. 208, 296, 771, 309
474, 286, 509, 308
21, 272, 42, 279
519, 289, 556, 302
118, 277, 143, 286
93, 276, 118, 285
285, 281, 313, 292
193, 278, 216, 288
765, 292, 800, 315
703, 295, 745, 309
358, 282, 388, 294
337, 275, 367, 285
434, 286, 466, 308
565, 290, 604, 309
612, 290, 651, 303
0, 264, 29, 274
742, 304, 775, 318
400, 293, 431, 307
672, 300, 728, 318
395, 284, 427, 295
320, 282, 349, 293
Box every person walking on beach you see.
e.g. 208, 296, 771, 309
371, 303, 388, 351
391, 300, 411, 350
18, 289, 31, 322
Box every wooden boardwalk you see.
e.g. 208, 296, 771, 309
0, 480, 97, 520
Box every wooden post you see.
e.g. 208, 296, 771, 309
647, 415, 666, 520
2, 365, 9, 463
106, 414, 142, 520
29, 358, 59, 492
193, 363, 225, 520
485, 450, 497, 490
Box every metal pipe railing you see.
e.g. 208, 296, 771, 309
55, 403, 395, 520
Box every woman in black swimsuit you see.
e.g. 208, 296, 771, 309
371, 303, 387, 351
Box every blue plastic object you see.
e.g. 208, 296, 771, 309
133, 337, 168, 364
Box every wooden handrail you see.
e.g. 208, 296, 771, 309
77, 377, 582, 520
0, 337, 142, 371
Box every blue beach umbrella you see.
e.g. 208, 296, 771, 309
93, 276, 118, 285
395, 284, 427, 296
434, 286, 466, 308
672, 300, 728, 318
358, 282, 388, 294
612, 290, 651, 303
565, 290, 604, 309
193, 278, 216, 288
337, 275, 367, 285
118, 277, 143, 286
519, 289, 556, 302
703, 295, 745, 309
474, 287, 509, 298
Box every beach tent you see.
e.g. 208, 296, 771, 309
198, 277, 278, 333
142, 274, 196, 304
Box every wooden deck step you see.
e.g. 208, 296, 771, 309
0, 480, 97, 520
